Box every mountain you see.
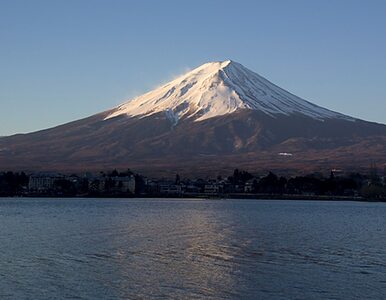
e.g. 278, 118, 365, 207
106, 60, 352, 122
1, 60, 385, 176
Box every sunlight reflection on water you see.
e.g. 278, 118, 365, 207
0, 198, 386, 299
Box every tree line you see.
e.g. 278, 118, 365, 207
0, 168, 385, 200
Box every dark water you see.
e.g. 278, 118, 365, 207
0, 198, 385, 299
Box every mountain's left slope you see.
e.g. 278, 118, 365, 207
1, 60, 385, 176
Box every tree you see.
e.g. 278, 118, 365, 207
175, 174, 181, 185
229, 169, 253, 185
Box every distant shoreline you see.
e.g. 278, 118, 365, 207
1, 194, 385, 202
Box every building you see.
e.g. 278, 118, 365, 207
159, 184, 182, 195
244, 179, 255, 193
28, 174, 63, 191
111, 176, 136, 194
88, 178, 106, 192
184, 184, 201, 193
204, 184, 223, 194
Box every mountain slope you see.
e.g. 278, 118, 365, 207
0, 60, 385, 176
106, 60, 352, 123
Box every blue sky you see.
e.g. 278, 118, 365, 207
1, 0, 385, 135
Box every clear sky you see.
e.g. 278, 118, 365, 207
1, 0, 385, 136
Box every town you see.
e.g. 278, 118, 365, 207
0, 167, 386, 200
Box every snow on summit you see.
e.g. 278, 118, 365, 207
105, 60, 352, 123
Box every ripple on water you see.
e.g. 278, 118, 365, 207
0, 198, 385, 299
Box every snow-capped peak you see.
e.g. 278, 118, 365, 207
105, 60, 353, 123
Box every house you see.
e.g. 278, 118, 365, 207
111, 176, 136, 193
204, 184, 223, 194
159, 184, 182, 195
28, 173, 63, 191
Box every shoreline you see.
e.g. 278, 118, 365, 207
1, 194, 385, 202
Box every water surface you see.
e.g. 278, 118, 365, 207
0, 198, 385, 299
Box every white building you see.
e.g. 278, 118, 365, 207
28, 174, 63, 191
204, 184, 221, 194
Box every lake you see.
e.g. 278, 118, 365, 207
0, 198, 385, 299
